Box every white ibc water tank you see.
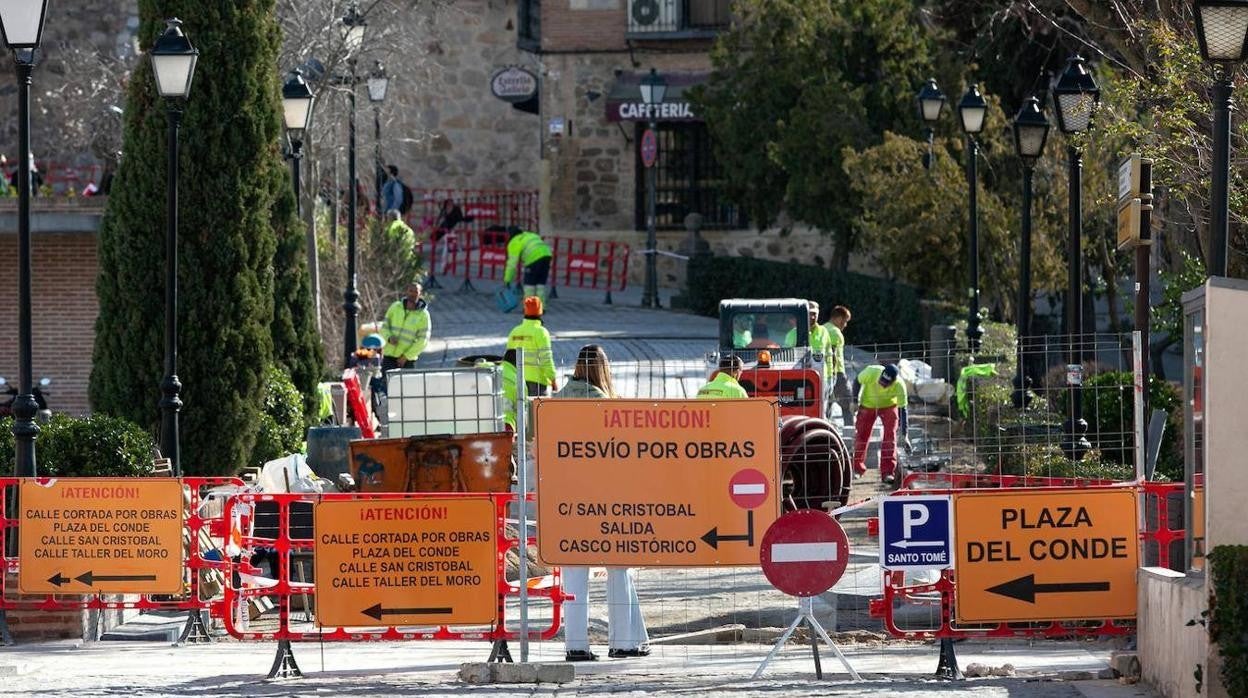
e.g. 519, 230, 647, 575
385, 367, 504, 437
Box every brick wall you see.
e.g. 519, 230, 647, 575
0, 230, 99, 417
3, 572, 85, 641
542, 0, 629, 52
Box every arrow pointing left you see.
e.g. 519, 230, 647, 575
890, 540, 944, 549
75, 571, 158, 587
362, 603, 454, 621
47, 572, 71, 587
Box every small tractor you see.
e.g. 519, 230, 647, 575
712, 299, 853, 512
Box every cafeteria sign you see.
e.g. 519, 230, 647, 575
491, 66, 538, 104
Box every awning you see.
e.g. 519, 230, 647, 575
604, 71, 708, 123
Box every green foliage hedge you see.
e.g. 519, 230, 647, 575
1210, 545, 1248, 697
250, 366, 306, 467
685, 255, 923, 345
0, 415, 156, 477
1055, 371, 1183, 481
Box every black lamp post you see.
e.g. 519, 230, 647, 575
1052, 55, 1099, 459
917, 78, 946, 170
150, 18, 198, 477
957, 84, 987, 351
640, 68, 666, 309
367, 60, 389, 212
1193, 0, 1248, 276
1011, 95, 1050, 408
282, 70, 314, 218
341, 1, 366, 367
0, 0, 48, 478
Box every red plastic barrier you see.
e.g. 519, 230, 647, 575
341, 369, 375, 439
220, 490, 566, 643
0, 476, 243, 615
411, 189, 538, 289
548, 237, 630, 292
867, 478, 1184, 640
1, 161, 106, 196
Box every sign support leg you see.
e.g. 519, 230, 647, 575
752, 597, 860, 681
267, 639, 303, 679
0, 610, 12, 646
488, 639, 514, 663
934, 637, 963, 680
805, 617, 823, 679
178, 608, 212, 644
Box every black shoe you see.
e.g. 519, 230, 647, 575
608, 647, 651, 658
565, 650, 598, 662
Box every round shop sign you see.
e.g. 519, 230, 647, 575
491, 66, 538, 104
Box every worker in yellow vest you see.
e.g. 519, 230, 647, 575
506, 296, 557, 396
503, 226, 553, 304
696, 355, 750, 399
852, 363, 911, 484
379, 282, 432, 371
824, 305, 852, 425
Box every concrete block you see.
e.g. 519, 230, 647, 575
535, 663, 575, 684
458, 663, 492, 684
1110, 651, 1142, 679
491, 662, 538, 683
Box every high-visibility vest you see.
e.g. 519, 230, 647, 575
824, 323, 846, 376
501, 361, 517, 430
506, 318, 556, 386
696, 372, 750, 399
857, 365, 907, 409
380, 299, 431, 361
503, 231, 552, 284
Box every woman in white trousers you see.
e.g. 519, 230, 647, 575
553, 345, 650, 662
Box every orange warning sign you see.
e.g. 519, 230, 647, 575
954, 488, 1139, 624
534, 399, 781, 566
18, 478, 184, 594
314, 497, 497, 627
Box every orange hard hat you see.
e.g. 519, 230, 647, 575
523, 295, 543, 316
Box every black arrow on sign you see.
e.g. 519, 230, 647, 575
47, 572, 72, 587
74, 571, 157, 586
701, 510, 755, 550
362, 603, 453, 621
986, 574, 1110, 604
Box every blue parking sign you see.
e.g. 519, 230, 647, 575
879, 495, 954, 571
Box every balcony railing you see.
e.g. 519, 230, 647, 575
627, 0, 731, 37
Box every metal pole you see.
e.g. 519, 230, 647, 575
343, 61, 360, 367
514, 347, 530, 662
965, 134, 982, 351
1210, 71, 1232, 277
1065, 144, 1087, 459
290, 137, 303, 219
160, 106, 184, 476
13, 55, 37, 478
643, 119, 659, 309
1014, 163, 1034, 407
1135, 159, 1153, 415
374, 107, 383, 212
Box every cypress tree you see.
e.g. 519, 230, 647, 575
91, 1, 320, 475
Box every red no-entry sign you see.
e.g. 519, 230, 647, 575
760, 510, 850, 597
728, 468, 770, 510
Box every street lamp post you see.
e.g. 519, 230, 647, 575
957, 84, 988, 351
1052, 55, 1100, 459
367, 61, 389, 212
341, 2, 366, 367
282, 70, 314, 218
0, 0, 49, 478
150, 18, 199, 477
1193, 0, 1248, 276
916, 78, 946, 170
1011, 96, 1050, 408
639, 68, 666, 309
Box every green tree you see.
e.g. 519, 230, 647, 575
691, 0, 936, 269
92, 1, 318, 476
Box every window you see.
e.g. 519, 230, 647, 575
635, 122, 744, 231
517, 0, 540, 51
627, 0, 731, 36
